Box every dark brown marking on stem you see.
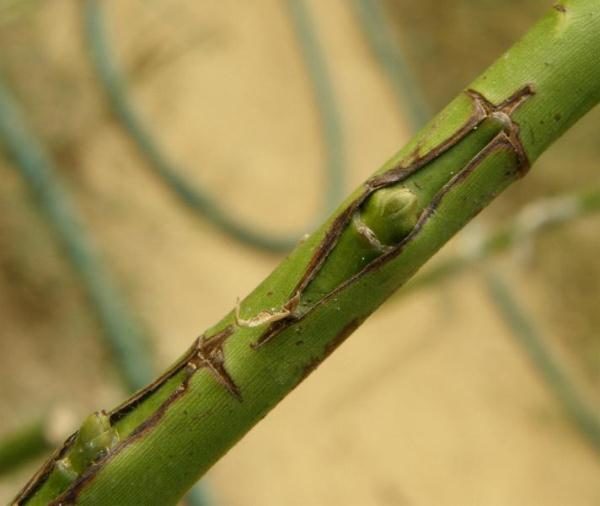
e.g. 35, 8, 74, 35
255, 85, 534, 348
503, 120, 530, 175
465, 83, 534, 175
12, 433, 78, 505
108, 341, 201, 424
297, 132, 522, 325
297, 318, 364, 384
295, 204, 365, 297
553, 3, 567, 13
466, 83, 535, 118
367, 96, 488, 189
16, 327, 239, 505
107, 325, 239, 425
191, 326, 242, 400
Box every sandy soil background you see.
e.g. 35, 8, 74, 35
1, 1, 599, 504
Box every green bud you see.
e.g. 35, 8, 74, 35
69, 412, 119, 473
361, 186, 420, 245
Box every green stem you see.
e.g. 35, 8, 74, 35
83, 0, 345, 253
484, 269, 600, 452
16, 2, 600, 504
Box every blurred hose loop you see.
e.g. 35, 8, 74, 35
350, 0, 431, 131
83, 0, 346, 254
484, 270, 600, 454
0, 79, 154, 393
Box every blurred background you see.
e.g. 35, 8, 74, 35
1, 0, 599, 504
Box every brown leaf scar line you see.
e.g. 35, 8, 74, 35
252, 84, 536, 348
185, 327, 242, 400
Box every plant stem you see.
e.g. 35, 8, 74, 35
16, 1, 600, 504
83, 0, 345, 253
